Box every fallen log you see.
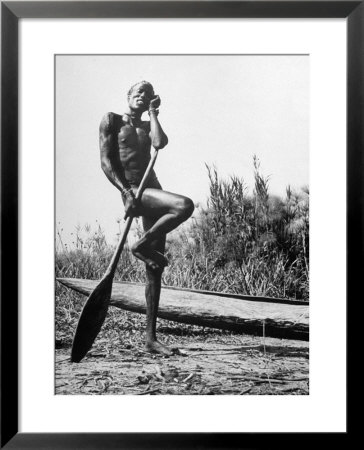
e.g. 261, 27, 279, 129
57, 278, 309, 341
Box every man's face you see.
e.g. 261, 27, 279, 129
128, 83, 154, 112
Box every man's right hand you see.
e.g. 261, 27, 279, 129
124, 193, 139, 220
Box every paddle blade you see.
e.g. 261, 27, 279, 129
71, 276, 113, 363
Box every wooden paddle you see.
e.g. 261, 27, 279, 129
71, 149, 159, 362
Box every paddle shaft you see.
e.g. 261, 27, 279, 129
103, 149, 159, 278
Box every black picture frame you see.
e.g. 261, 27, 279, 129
1, 1, 359, 448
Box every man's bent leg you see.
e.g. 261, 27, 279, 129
132, 188, 194, 270
142, 216, 173, 356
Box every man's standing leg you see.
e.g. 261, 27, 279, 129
142, 216, 172, 356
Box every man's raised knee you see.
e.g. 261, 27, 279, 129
176, 197, 194, 220
185, 197, 195, 218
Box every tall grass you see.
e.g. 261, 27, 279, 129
181, 157, 309, 299
56, 157, 309, 301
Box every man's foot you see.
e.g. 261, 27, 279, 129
145, 340, 173, 356
132, 239, 168, 270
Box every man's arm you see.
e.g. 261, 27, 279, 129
148, 96, 168, 150
99, 112, 133, 196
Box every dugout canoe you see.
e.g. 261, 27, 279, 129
57, 278, 309, 341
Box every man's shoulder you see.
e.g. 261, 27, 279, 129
100, 112, 122, 132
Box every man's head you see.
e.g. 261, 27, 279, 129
127, 81, 154, 112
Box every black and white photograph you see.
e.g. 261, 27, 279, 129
55, 54, 309, 396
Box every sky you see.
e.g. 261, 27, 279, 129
56, 55, 309, 245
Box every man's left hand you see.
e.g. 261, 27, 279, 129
149, 95, 161, 110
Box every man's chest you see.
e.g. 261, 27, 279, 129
117, 123, 150, 148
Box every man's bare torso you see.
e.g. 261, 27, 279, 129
113, 113, 152, 185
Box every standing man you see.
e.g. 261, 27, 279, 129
99, 81, 194, 355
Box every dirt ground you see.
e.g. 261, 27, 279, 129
55, 331, 309, 395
